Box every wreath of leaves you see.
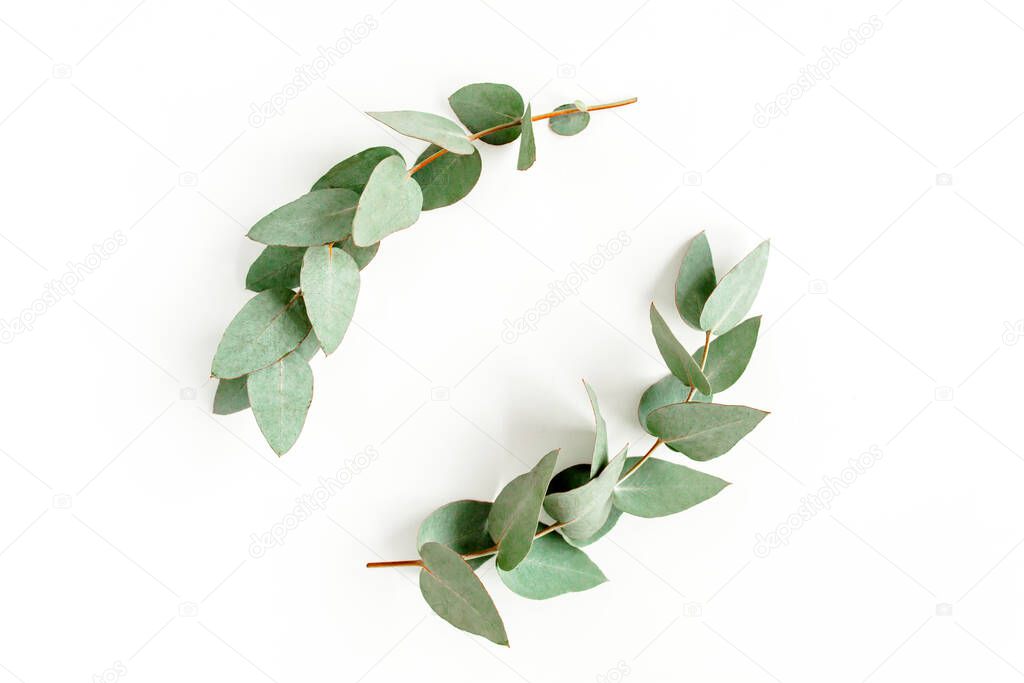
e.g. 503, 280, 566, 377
368, 233, 771, 646
209, 82, 638, 454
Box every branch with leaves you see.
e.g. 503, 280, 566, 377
367, 233, 771, 646
208, 83, 637, 454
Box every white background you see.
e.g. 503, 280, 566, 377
1, 1, 1022, 681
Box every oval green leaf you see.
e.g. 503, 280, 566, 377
212, 376, 249, 415
246, 352, 313, 455
694, 316, 761, 394
419, 542, 508, 646
300, 245, 359, 354
549, 103, 590, 136
245, 245, 305, 292
339, 237, 379, 270
543, 447, 627, 542
311, 146, 402, 193
367, 110, 475, 155
614, 457, 729, 518
448, 83, 524, 145
412, 144, 482, 210
516, 103, 536, 171
486, 450, 559, 571
675, 231, 716, 329
646, 403, 768, 461
699, 240, 770, 334
546, 464, 622, 547
247, 189, 358, 246
637, 374, 712, 432
650, 304, 712, 396
497, 531, 606, 600
417, 500, 494, 570
352, 156, 423, 246
211, 289, 310, 379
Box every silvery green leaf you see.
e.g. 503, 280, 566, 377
247, 189, 358, 246
299, 245, 359, 354
674, 231, 716, 329
246, 352, 313, 455
637, 374, 712, 432
295, 329, 319, 361
417, 500, 494, 570
212, 377, 249, 415
419, 542, 508, 646
245, 246, 305, 292
650, 304, 712, 396
694, 316, 760, 393
413, 144, 482, 210
486, 450, 558, 571
211, 289, 310, 379
311, 146, 402, 193
547, 464, 622, 547
613, 457, 729, 518
497, 531, 606, 600
646, 403, 768, 461
699, 240, 770, 334
544, 446, 627, 542
516, 103, 536, 171
448, 83, 524, 145
339, 237, 379, 270
367, 110, 475, 155
351, 156, 423, 246
549, 103, 590, 136
583, 380, 608, 477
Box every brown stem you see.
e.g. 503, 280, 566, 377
366, 558, 424, 569
406, 97, 638, 177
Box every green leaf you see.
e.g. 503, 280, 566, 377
646, 403, 768, 461
650, 304, 712, 396
299, 245, 359, 354
497, 531, 606, 600
417, 500, 494, 570
583, 380, 608, 477
212, 377, 249, 415
516, 103, 536, 171
549, 103, 590, 136
699, 240, 770, 334
637, 374, 712, 432
546, 465, 622, 546
246, 352, 313, 455
486, 450, 559, 571
448, 83, 524, 145
367, 110, 475, 155
544, 446, 627, 542
295, 329, 319, 361
694, 316, 760, 393
351, 156, 423, 246
674, 232, 716, 329
211, 289, 310, 379
311, 146, 402, 193
245, 246, 305, 292
419, 542, 508, 646
339, 237, 379, 270
614, 457, 729, 518
412, 144, 482, 210
247, 189, 358, 246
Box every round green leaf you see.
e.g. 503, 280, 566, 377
245, 245, 305, 292
247, 352, 313, 455
675, 232, 716, 330
352, 156, 423, 246
614, 457, 729, 518
548, 103, 590, 136
638, 374, 712, 432
419, 542, 509, 646
413, 144, 482, 210
699, 240, 770, 334
367, 110, 475, 155
311, 146, 402, 193
497, 531, 607, 600
646, 403, 768, 461
417, 500, 494, 570
448, 83, 524, 145
211, 289, 310, 379
486, 450, 559, 572
247, 189, 357, 246
300, 245, 359, 354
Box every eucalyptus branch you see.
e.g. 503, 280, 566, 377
209, 82, 638, 455
368, 233, 771, 646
